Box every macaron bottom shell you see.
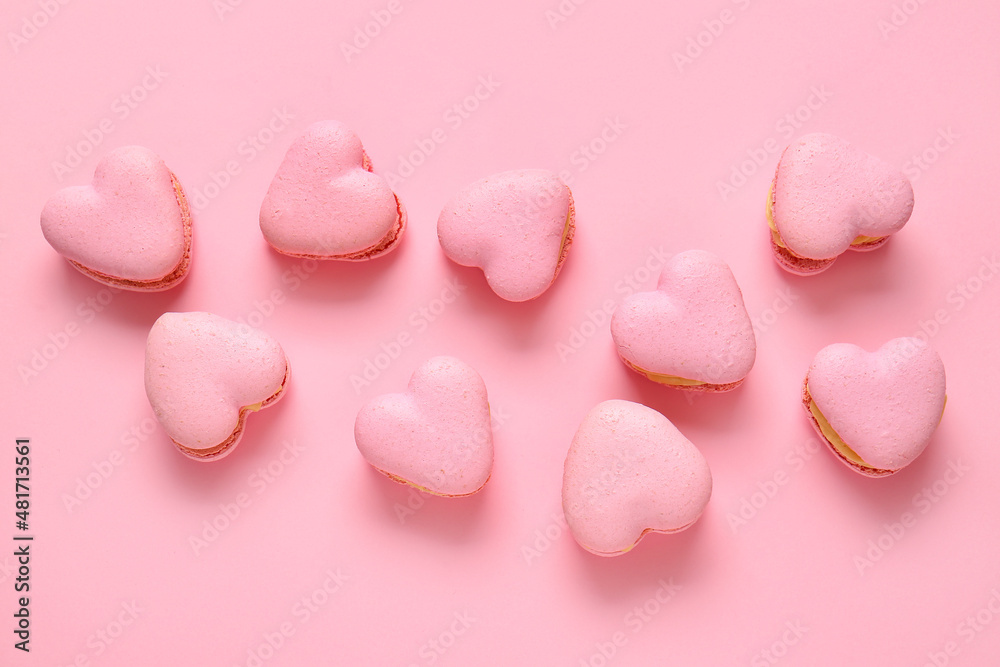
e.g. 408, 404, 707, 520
172, 362, 289, 462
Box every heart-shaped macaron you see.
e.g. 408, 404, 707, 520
610, 250, 756, 391
562, 400, 712, 556
437, 169, 575, 301
768, 133, 914, 275
260, 120, 406, 260
40, 146, 192, 291
804, 337, 946, 477
354, 356, 493, 497
145, 312, 289, 462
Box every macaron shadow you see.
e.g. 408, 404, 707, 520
808, 410, 959, 522
156, 378, 294, 496
568, 510, 712, 603
358, 461, 493, 545
260, 231, 409, 303
439, 251, 574, 348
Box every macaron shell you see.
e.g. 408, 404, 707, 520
40, 145, 191, 289
260, 120, 404, 259
562, 400, 712, 556
354, 356, 493, 497
144, 312, 289, 460
611, 250, 756, 386
806, 337, 946, 472
772, 133, 913, 260
437, 169, 574, 302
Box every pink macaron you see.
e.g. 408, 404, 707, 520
40, 146, 193, 291
562, 400, 712, 556
804, 337, 946, 477
260, 120, 406, 260
437, 169, 575, 302
354, 356, 493, 497
611, 250, 756, 391
144, 312, 289, 461
768, 133, 914, 275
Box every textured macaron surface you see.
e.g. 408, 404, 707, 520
772, 133, 913, 260
260, 120, 402, 257
611, 250, 756, 385
354, 356, 493, 497
562, 400, 712, 556
40, 145, 190, 283
437, 169, 573, 301
144, 312, 288, 458
807, 337, 946, 471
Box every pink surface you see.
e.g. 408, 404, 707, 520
437, 169, 573, 301
771, 132, 914, 261
611, 249, 756, 386
39, 145, 191, 288
562, 400, 712, 557
3, 1, 1000, 665
355, 355, 493, 497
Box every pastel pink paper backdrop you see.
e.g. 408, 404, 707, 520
2, 1, 999, 665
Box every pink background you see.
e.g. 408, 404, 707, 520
3, 0, 1000, 664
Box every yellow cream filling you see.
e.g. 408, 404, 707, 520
767, 185, 885, 250
642, 371, 707, 387
245, 402, 263, 412
807, 395, 869, 467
